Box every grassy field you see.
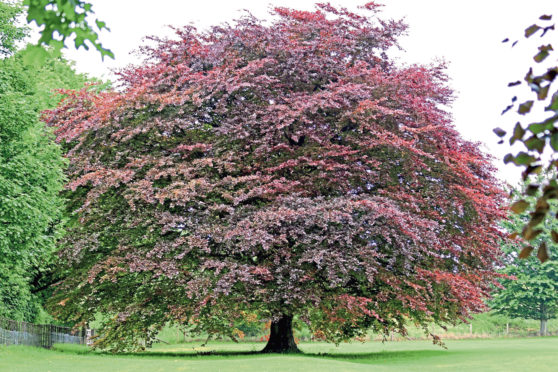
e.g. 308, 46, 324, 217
1, 337, 558, 372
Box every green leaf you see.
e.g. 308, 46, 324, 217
523, 226, 543, 240
525, 184, 540, 196
518, 245, 534, 259
99, 48, 115, 61
527, 118, 554, 134
522, 164, 542, 179
543, 67, 558, 82
547, 92, 558, 112
513, 152, 537, 166
510, 122, 525, 145
537, 85, 550, 100
542, 183, 558, 199
550, 132, 558, 151
493, 127, 506, 137
537, 197, 551, 213
524, 136, 545, 153
537, 242, 549, 263
504, 153, 515, 164
528, 211, 546, 227
522, 165, 542, 180
510, 199, 529, 214
518, 101, 534, 115
525, 24, 540, 38
95, 19, 107, 30
534, 44, 553, 63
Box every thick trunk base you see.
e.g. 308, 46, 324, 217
261, 315, 300, 353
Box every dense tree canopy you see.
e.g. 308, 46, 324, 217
45, 3, 506, 352
0, 1, 89, 321
0, 0, 27, 56
491, 174, 558, 336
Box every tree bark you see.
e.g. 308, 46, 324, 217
540, 319, 547, 336
261, 314, 300, 353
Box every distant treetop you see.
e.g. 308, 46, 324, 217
23, 0, 113, 59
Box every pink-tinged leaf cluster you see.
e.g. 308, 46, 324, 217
44, 3, 506, 350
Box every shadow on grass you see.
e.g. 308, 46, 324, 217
121, 350, 264, 358
311, 349, 450, 364
52, 344, 263, 358
52, 344, 450, 363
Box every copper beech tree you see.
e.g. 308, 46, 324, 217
45, 3, 506, 353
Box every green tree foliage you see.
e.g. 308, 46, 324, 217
495, 14, 558, 257
491, 174, 558, 336
0, 1, 27, 56
22, 0, 113, 59
0, 1, 90, 321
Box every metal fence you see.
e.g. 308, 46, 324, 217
0, 317, 93, 348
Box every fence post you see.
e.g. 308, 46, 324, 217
43, 324, 48, 348
86, 328, 93, 346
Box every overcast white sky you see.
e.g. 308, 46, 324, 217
58, 0, 558, 186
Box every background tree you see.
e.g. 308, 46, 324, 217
0, 0, 27, 56
491, 173, 558, 336
495, 14, 558, 257
45, 3, 506, 353
0, 1, 89, 321
22, 0, 112, 59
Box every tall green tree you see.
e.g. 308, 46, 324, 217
0, 1, 89, 321
491, 174, 558, 336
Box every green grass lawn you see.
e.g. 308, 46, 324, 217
2, 337, 558, 372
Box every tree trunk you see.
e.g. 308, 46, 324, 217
540, 319, 547, 336
261, 315, 300, 353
